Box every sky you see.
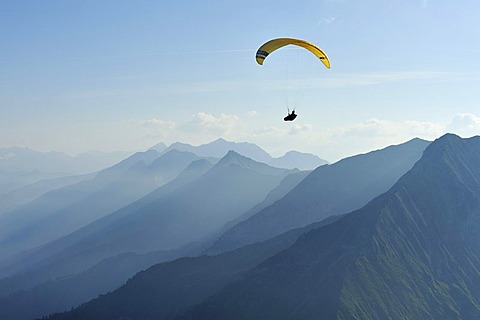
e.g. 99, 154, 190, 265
2, 0, 480, 162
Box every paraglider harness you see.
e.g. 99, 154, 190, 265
284, 108, 297, 121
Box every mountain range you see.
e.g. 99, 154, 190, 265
39, 215, 342, 320
0, 137, 431, 320
0, 149, 207, 261
269, 150, 328, 170
43, 134, 480, 320
11, 135, 480, 320
31, 151, 291, 273
0, 147, 132, 195
179, 133, 480, 320
0, 139, 298, 287
0, 138, 326, 227
207, 138, 430, 254
154, 138, 328, 170
0, 172, 95, 216
157, 138, 273, 163
0, 165, 310, 320
0, 151, 292, 298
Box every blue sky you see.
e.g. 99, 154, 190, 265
2, 0, 480, 161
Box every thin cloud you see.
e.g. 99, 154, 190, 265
141, 118, 176, 130
328, 117, 444, 140
179, 112, 245, 141
152, 71, 461, 96
446, 113, 480, 137
247, 110, 260, 118
319, 16, 336, 25
252, 126, 284, 137
133, 112, 245, 142
302, 71, 459, 89
57, 71, 465, 102
289, 124, 314, 135
128, 112, 479, 162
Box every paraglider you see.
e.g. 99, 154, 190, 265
284, 108, 297, 122
255, 38, 330, 122
255, 38, 330, 68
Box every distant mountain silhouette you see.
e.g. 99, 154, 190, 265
0, 147, 131, 194
0, 159, 214, 299
269, 150, 328, 170
0, 169, 312, 320
0, 149, 160, 258
0, 169, 53, 198
159, 139, 329, 171
161, 138, 273, 163
0, 152, 291, 297
149, 142, 167, 152
52, 151, 290, 261
208, 138, 430, 254
0, 149, 205, 269
174, 134, 480, 319
0, 172, 95, 215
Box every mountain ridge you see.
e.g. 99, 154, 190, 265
207, 137, 430, 254
0, 151, 292, 298
157, 138, 328, 170
180, 133, 480, 320
268, 150, 328, 170
160, 138, 273, 163
0, 149, 207, 275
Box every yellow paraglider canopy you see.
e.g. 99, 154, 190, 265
256, 38, 330, 69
